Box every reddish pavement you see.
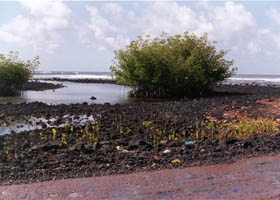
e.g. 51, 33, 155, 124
1, 154, 280, 200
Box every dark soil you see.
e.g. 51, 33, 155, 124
1, 84, 280, 185
22, 81, 64, 91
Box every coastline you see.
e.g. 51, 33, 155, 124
1, 84, 280, 185
33, 78, 117, 85
23, 81, 64, 91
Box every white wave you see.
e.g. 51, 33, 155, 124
228, 77, 280, 83
33, 74, 113, 80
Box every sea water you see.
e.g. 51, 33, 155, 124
32, 71, 113, 80
1, 72, 280, 135
0, 72, 130, 105
227, 74, 280, 86
1, 72, 280, 105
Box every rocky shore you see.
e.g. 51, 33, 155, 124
23, 81, 64, 91
1, 84, 280, 185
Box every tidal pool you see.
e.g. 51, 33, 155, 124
0, 114, 96, 136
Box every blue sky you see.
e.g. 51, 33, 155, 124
1, 1, 280, 74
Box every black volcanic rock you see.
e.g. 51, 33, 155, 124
1, 84, 280, 185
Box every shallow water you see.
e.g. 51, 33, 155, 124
0, 81, 130, 135
2, 74, 279, 135
0, 81, 131, 105
0, 114, 96, 136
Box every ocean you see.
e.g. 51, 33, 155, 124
32, 71, 113, 80
1, 72, 280, 135
227, 74, 280, 86
33, 72, 280, 86
1, 72, 280, 105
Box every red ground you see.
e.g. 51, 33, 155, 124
1, 154, 280, 200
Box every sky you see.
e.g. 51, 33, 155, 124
1, 1, 280, 74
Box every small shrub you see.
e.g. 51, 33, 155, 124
111, 32, 236, 98
0, 51, 39, 96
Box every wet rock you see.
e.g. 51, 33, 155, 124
22, 81, 64, 91
243, 141, 253, 148
100, 145, 114, 153
38, 78, 117, 84
116, 138, 128, 146
96, 164, 103, 170
2, 84, 280, 185
127, 138, 151, 150
70, 142, 93, 153
31, 141, 61, 153
226, 138, 238, 145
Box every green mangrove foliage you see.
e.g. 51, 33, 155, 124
110, 32, 236, 98
0, 51, 39, 96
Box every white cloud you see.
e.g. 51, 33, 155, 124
0, 0, 71, 53
272, 33, 280, 49
134, 2, 199, 36
267, 8, 280, 25
124, 1, 255, 42
77, 6, 129, 51
208, 1, 255, 40
86, 6, 117, 37
20, 0, 70, 30
102, 3, 123, 16
246, 28, 280, 55
77, 1, 280, 58
264, 8, 280, 51
197, 0, 209, 9
248, 41, 261, 55
78, 2, 213, 50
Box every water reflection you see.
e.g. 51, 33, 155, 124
0, 81, 131, 105
0, 114, 96, 136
